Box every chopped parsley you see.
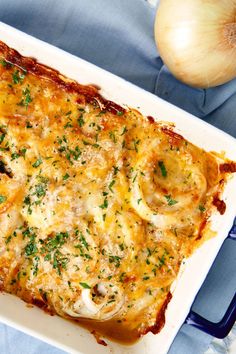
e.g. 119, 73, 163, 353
11, 152, 20, 160
18, 87, 32, 109
5, 235, 12, 244
109, 255, 121, 268
63, 173, 70, 180
0, 133, 5, 144
33, 256, 39, 276
158, 161, 167, 177
23, 195, 32, 214
38, 232, 70, 275
52, 250, 69, 275
57, 137, 81, 164
77, 114, 85, 127
199, 204, 206, 212
12, 70, 25, 84
133, 139, 140, 152
45, 232, 69, 251
0, 195, 7, 203
119, 272, 126, 282
26, 121, 33, 128
119, 243, 125, 251
120, 126, 127, 136
165, 195, 178, 206
108, 180, 115, 192
99, 198, 108, 209
109, 131, 116, 143
25, 240, 38, 257
79, 282, 91, 289
64, 121, 73, 129
32, 157, 42, 168
0, 59, 7, 67
79, 233, 89, 250
158, 253, 166, 267
20, 148, 27, 158
113, 166, 120, 175
34, 183, 47, 198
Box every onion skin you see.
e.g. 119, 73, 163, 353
154, 0, 236, 88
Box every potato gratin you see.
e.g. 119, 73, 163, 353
0, 41, 235, 345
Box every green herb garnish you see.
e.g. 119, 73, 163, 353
0, 133, 5, 144
78, 115, 85, 127
11, 152, 20, 160
108, 180, 115, 192
18, 87, 32, 108
120, 126, 127, 136
79, 282, 91, 289
199, 204, 206, 212
109, 255, 121, 268
165, 195, 178, 206
158, 161, 167, 177
109, 131, 116, 143
12, 70, 25, 84
25, 241, 38, 256
0, 59, 7, 67
0, 195, 7, 203
99, 198, 108, 209
34, 184, 47, 198
32, 157, 42, 168
63, 173, 70, 180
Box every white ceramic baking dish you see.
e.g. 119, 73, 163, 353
0, 21, 236, 354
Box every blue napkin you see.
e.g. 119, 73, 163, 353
0, 1, 235, 353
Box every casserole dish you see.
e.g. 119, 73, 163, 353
0, 21, 235, 354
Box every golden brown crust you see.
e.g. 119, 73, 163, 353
220, 162, 236, 173
212, 195, 226, 215
139, 292, 172, 336
0, 41, 127, 118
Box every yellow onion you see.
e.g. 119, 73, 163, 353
154, 0, 236, 88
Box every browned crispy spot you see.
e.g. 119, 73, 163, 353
0, 40, 126, 117
196, 218, 208, 241
91, 330, 108, 347
31, 298, 47, 309
213, 195, 226, 215
0, 278, 4, 291
27, 297, 54, 315
103, 100, 126, 115
123, 274, 137, 283
147, 116, 155, 124
161, 127, 183, 140
0, 160, 13, 178
161, 126, 183, 147
220, 162, 236, 173
139, 291, 172, 336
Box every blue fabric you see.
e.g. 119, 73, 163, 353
0, 0, 235, 353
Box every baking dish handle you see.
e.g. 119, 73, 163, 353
186, 293, 236, 338
185, 217, 236, 338
228, 216, 236, 240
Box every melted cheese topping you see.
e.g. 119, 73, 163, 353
0, 42, 234, 344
